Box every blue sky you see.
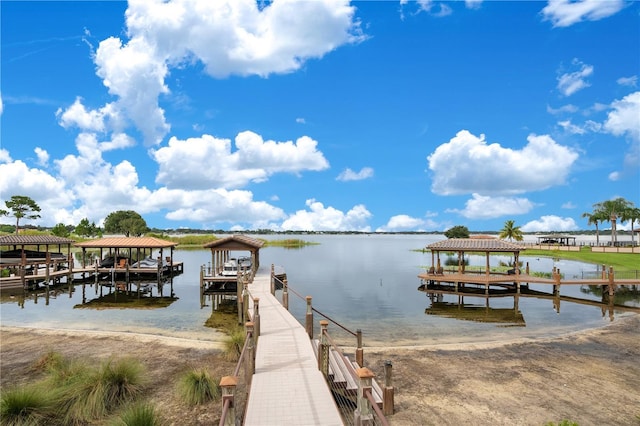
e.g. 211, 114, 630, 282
1, 0, 638, 233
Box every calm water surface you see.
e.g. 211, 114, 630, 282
1, 234, 637, 347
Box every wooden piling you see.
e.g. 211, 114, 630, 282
383, 360, 395, 416
253, 298, 260, 341
245, 322, 255, 385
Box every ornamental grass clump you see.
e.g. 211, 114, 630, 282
177, 368, 220, 406
55, 357, 146, 423
0, 385, 54, 426
110, 402, 164, 426
223, 326, 246, 362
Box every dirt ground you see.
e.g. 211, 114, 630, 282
1, 316, 639, 426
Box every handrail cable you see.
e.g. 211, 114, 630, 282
285, 283, 357, 337
323, 329, 357, 376
365, 388, 390, 426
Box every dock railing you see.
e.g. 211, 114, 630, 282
218, 322, 254, 426
271, 269, 394, 424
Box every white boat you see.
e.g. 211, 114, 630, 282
131, 256, 164, 269
220, 256, 252, 277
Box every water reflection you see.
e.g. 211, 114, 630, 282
1, 234, 639, 346
419, 281, 640, 324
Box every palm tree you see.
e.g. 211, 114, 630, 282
594, 198, 633, 245
581, 211, 605, 246
499, 220, 523, 242
621, 206, 640, 246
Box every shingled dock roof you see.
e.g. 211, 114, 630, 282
202, 234, 264, 249
74, 236, 178, 249
0, 235, 75, 245
426, 237, 526, 252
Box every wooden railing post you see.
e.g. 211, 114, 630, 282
245, 322, 255, 385
305, 296, 314, 339
318, 320, 329, 378
383, 360, 395, 416
241, 282, 249, 324
270, 264, 275, 295
354, 367, 375, 426
253, 297, 260, 341
238, 283, 245, 325
220, 376, 237, 426
355, 329, 364, 367
282, 278, 289, 310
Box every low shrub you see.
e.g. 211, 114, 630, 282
177, 368, 220, 405
0, 385, 54, 425
110, 402, 164, 426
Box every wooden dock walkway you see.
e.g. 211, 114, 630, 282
244, 272, 343, 426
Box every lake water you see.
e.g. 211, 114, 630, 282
1, 234, 638, 347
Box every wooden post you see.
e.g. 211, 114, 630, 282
238, 283, 245, 325
253, 297, 260, 340
282, 278, 289, 310
383, 360, 395, 416
318, 320, 329, 378
355, 329, 364, 367
220, 376, 237, 426
608, 266, 615, 297
305, 296, 314, 339
245, 322, 255, 385
354, 367, 375, 426
270, 264, 275, 295
242, 283, 249, 322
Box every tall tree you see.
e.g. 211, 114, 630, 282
444, 225, 470, 239
581, 211, 605, 245
74, 218, 100, 237
594, 198, 633, 244
51, 223, 70, 237
0, 195, 41, 234
103, 210, 148, 237
621, 206, 640, 246
498, 220, 523, 241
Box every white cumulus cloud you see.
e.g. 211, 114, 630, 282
447, 194, 535, 220
64, 0, 364, 146
617, 76, 638, 87
427, 130, 578, 196
152, 131, 329, 190
280, 199, 371, 232
375, 214, 439, 232
336, 167, 374, 181
521, 215, 578, 232
541, 0, 624, 27
557, 59, 593, 97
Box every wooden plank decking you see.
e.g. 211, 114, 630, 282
244, 272, 343, 426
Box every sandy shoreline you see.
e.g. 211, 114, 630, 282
2, 316, 639, 425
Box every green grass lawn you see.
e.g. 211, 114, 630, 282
522, 247, 639, 271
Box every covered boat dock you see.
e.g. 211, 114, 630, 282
0, 235, 75, 290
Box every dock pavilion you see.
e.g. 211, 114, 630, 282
202, 234, 264, 277
424, 236, 526, 276
74, 236, 180, 268
0, 235, 76, 289
536, 234, 577, 245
